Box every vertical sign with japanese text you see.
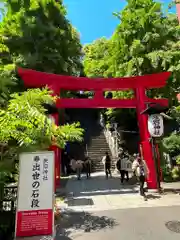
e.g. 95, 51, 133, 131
15, 151, 54, 237
148, 114, 164, 138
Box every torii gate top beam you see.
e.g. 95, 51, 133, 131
17, 68, 170, 108
18, 68, 170, 91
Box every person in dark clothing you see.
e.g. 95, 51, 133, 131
63, 152, 71, 175
102, 152, 112, 179
116, 155, 129, 183
84, 156, 91, 179
120, 170, 129, 183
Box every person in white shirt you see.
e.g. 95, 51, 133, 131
75, 159, 83, 180
70, 158, 83, 180
70, 158, 76, 172
116, 153, 129, 183
132, 156, 149, 200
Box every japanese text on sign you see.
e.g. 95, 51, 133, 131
43, 158, 48, 181
152, 115, 161, 136
16, 151, 54, 237
31, 156, 40, 208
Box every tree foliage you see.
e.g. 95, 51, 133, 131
0, 0, 83, 106
163, 104, 180, 156
0, 88, 83, 149
163, 133, 180, 156
83, 38, 111, 77
0, 88, 84, 185
0, 0, 84, 148
0, 1, 84, 187
0, 0, 82, 74
83, 0, 180, 124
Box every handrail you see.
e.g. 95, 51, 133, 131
104, 129, 119, 158
104, 128, 137, 158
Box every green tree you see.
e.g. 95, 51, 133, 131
0, 0, 82, 75
163, 104, 180, 157
83, 38, 111, 77
111, 0, 180, 102
0, 0, 83, 106
0, 88, 83, 182
83, 0, 180, 124
0, 1, 84, 191
0, 88, 83, 149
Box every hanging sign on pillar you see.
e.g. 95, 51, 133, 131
15, 151, 54, 238
148, 114, 164, 137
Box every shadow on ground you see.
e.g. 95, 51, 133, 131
65, 198, 94, 206
146, 194, 161, 200
162, 188, 180, 195
56, 178, 69, 200
55, 209, 118, 239
66, 174, 139, 198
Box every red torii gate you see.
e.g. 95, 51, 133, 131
18, 68, 170, 190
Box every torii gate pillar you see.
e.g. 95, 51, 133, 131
135, 87, 157, 188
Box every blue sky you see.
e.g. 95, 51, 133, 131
64, 0, 175, 44
63, 0, 126, 44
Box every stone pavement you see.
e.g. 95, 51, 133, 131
56, 206, 180, 240
56, 172, 180, 213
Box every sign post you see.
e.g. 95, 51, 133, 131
15, 151, 55, 239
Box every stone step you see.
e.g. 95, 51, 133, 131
85, 131, 114, 172
90, 140, 107, 143
88, 153, 112, 156
88, 150, 110, 152
88, 149, 112, 152
88, 146, 111, 149
88, 147, 112, 150
89, 141, 109, 143
90, 139, 107, 142
88, 143, 109, 146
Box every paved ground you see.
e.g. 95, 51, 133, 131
56, 172, 180, 212
56, 206, 180, 240
55, 172, 180, 239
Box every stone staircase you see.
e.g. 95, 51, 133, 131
87, 130, 116, 172
65, 108, 116, 172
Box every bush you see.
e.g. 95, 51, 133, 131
171, 166, 180, 180
176, 155, 180, 165
162, 165, 172, 182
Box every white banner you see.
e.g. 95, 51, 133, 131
17, 151, 54, 211
148, 114, 164, 137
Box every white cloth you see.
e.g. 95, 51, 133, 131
120, 157, 130, 171
132, 159, 149, 177
102, 156, 106, 164
70, 159, 83, 171
76, 160, 83, 169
